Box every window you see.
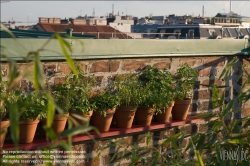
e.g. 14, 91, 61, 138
227, 28, 232, 37
174, 29, 181, 34
236, 28, 244, 36
188, 29, 194, 38
160, 29, 165, 33
246, 28, 250, 35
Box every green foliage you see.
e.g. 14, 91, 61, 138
90, 91, 119, 117
112, 74, 141, 107
0, 24, 93, 153
0, 80, 8, 120
185, 57, 250, 165
66, 64, 96, 114
17, 91, 47, 120
50, 83, 71, 114
175, 63, 198, 100
138, 65, 175, 114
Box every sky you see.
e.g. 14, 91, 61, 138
1, 1, 250, 25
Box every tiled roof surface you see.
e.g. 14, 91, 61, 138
37, 23, 131, 39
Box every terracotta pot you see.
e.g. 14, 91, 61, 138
91, 108, 116, 132
114, 106, 136, 128
154, 102, 175, 123
172, 99, 192, 120
134, 107, 154, 126
69, 110, 93, 126
0, 120, 10, 147
42, 113, 69, 136
19, 119, 39, 144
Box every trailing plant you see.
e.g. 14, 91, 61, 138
90, 91, 119, 117
175, 63, 198, 100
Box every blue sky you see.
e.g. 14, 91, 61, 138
1, 1, 250, 25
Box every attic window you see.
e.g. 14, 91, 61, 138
227, 28, 232, 37
174, 29, 181, 34
160, 29, 165, 33
188, 29, 194, 38
247, 28, 250, 34
208, 29, 216, 37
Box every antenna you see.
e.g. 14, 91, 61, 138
230, 1, 232, 12
202, 5, 204, 17
93, 8, 95, 17
112, 4, 114, 16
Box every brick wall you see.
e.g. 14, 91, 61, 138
2, 56, 241, 114
1, 55, 249, 165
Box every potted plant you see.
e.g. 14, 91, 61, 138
90, 91, 119, 132
67, 69, 96, 126
112, 74, 140, 128
0, 80, 10, 147
42, 83, 71, 136
172, 63, 198, 120
137, 66, 176, 124
17, 90, 46, 143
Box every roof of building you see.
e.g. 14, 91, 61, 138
0, 28, 96, 39
215, 12, 249, 18
35, 23, 131, 39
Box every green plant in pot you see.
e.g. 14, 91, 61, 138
0, 80, 11, 147
90, 91, 119, 132
67, 67, 96, 126
43, 83, 71, 136
172, 63, 198, 120
137, 65, 176, 124
112, 74, 141, 128
16, 90, 47, 144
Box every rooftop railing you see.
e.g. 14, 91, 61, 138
69, 32, 182, 39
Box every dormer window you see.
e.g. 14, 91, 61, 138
174, 29, 181, 34
208, 29, 215, 36
160, 29, 165, 33
188, 29, 194, 38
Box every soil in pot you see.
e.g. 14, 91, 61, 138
134, 107, 154, 126
91, 109, 115, 132
172, 99, 192, 120
154, 102, 175, 123
19, 119, 39, 144
0, 120, 10, 147
114, 106, 136, 128
42, 113, 69, 136
69, 110, 93, 126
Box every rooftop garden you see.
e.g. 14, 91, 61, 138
0, 24, 250, 165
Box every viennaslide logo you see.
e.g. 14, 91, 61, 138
219, 146, 248, 164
